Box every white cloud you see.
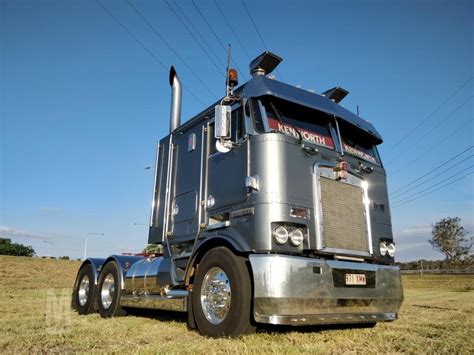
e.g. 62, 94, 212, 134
0, 225, 54, 241
394, 225, 432, 241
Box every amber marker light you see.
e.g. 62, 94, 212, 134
227, 68, 238, 87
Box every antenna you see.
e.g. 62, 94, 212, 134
225, 44, 231, 97
357, 105, 360, 116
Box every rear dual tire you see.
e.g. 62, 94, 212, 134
72, 264, 96, 315
97, 261, 127, 318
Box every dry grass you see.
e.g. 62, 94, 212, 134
1, 255, 473, 353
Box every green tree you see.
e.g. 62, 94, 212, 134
429, 217, 472, 266
142, 244, 163, 254
0, 238, 35, 257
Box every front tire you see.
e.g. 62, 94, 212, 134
192, 247, 255, 337
72, 264, 96, 315
97, 261, 126, 318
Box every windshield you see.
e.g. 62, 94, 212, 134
260, 96, 335, 150
339, 121, 381, 165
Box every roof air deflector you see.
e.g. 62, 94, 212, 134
321, 86, 349, 103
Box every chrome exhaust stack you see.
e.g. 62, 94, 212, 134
169, 66, 182, 133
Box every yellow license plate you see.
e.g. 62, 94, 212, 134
345, 273, 366, 286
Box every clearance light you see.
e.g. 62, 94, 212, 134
379, 241, 388, 256
335, 161, 349, 180
273, 226, 288, 245
290, 207, 309, 219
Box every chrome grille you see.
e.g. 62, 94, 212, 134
320, 177, 368, 252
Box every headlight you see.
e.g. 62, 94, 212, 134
379, 241, 388, 256
387, 243, 395, 257
273, 226, 288, 245
289, 228, 304, 246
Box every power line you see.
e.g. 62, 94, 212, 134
190, 0, 248, 81
96, 0, 167, 70
214, 0, 252, 61
391, 170, 473, 208
192, 0, 227, 52
172, 0, 226, 68
125, 0, 219, 99
390, 154, 473, 201
387, 95, 474, 165
386, 76, 473, 151
94, 0, 206, 106
164, 0, 225, 77
241, 0, 267, 51
390, 115, 473, 176
240, 0, 285, 81
389, 145, 473, 196
401, 165, 473, 202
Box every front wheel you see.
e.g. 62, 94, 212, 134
192, 247, 255, 337
97, 261, 126, 318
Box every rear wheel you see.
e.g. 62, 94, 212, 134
72, 264, 96, 314
97, 261, 126, 318
192, 247, 255, 337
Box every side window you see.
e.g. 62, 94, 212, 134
208, 122, 218, 156
231, 107, 244, 141
250, 99, 265, 133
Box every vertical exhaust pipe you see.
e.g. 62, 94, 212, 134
169, 66, 182, 133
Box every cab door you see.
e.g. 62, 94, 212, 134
167, 123, 205, 243
206, 107, 248, 219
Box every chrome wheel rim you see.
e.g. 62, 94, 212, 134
101, 273, 115, 309
200, 267, 231, 324
78, 275, 90, 307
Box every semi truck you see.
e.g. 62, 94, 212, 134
72, 51, 403, 337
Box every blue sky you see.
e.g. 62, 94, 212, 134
1, 0, 472, 261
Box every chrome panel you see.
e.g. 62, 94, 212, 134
255, 312, 396, 325
120, 294, 187, 312
124, 257, 165, 295
249, 254, 403, 325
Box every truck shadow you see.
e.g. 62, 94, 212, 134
124, 308, 375, 334
124, 308, 187, 323
257, 322, 376, 334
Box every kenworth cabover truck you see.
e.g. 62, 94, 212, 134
72, 52, 403, 337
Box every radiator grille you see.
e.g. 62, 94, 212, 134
320, 177, 368, 252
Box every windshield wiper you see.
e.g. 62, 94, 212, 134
269, 102, 304, 146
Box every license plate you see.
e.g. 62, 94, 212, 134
345, 273, 366, 286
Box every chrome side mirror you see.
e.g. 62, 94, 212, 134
214, 105, 232, 153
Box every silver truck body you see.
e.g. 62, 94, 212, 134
73, 52, 403, 334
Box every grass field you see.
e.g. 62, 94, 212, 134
1, 256, 473, 353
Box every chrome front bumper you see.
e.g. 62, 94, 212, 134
249, 254, 403, 325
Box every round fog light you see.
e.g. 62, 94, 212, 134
387, 243, 395, 257
273, 226, 288, 245
379, 241, 388, 256
289, 228, 304, 246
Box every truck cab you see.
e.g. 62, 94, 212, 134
72, 52, 403, 337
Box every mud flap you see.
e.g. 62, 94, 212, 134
187, 290, 197, 330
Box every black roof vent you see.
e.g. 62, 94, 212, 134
321, 86, 349, 103
249, 51, 282, 77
